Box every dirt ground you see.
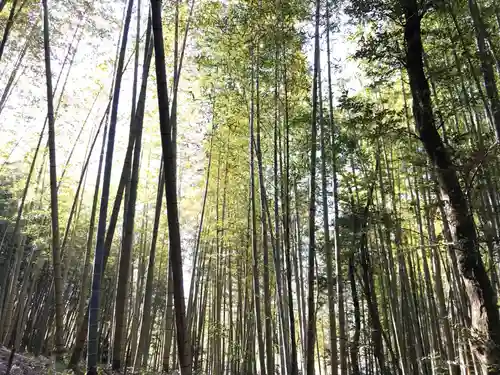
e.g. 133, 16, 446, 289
0, 347, 52, 375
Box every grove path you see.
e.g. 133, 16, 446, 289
0, 347, 51, 375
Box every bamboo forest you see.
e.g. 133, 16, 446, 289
2, 0, 500, 373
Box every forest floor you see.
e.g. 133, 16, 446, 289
0, 347, 159, 374
0, 347, 169, 374
0, 346, 53, 374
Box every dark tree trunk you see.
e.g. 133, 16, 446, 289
42, 0, 64, 360
306, 0, 320, 373
150, 1, 192, 374
0, 0, 18, 62
86, 0, 134, 371
348, 253, 361, 375
402, 2, 500, 373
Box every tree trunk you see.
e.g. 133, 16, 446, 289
323, 3, 340, 373
282, 45, 298, 375
42, 0, 64, 360
136, 161, 164, 368
0, 0, 18, 62
255, 41, 273, 375
306, 0, 320, 372
150, 1, 192, 374
112, 21, 152, 371
249, 47, 266, 375
348, 253, 361, 375
402, 1, 500, 372
466, 0, 500, 141
86, 0, 134, 371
